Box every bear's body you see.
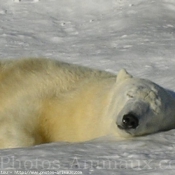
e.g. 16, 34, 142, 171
0, 58, 175, 149
0, 58, 117, 148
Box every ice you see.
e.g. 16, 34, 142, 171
0, 0, 175, 174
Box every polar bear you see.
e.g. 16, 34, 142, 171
0, 58, 175, 149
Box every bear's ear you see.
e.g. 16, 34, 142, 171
116, 69, 133, 83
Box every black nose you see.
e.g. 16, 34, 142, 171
122, 113, 139, 129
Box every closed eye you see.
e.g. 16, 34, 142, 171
127, 93, 134, 98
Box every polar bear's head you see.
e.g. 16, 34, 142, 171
112, 69, 175, 137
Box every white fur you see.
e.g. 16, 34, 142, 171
0, 58, 174, 148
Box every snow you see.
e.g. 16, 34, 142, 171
0, 0, 175, 174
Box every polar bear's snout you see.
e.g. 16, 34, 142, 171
121, 113, 139, 129
116, 99, 150, 136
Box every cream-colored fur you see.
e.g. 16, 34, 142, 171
1, 58, 175, 149
0, 58, 119, 148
